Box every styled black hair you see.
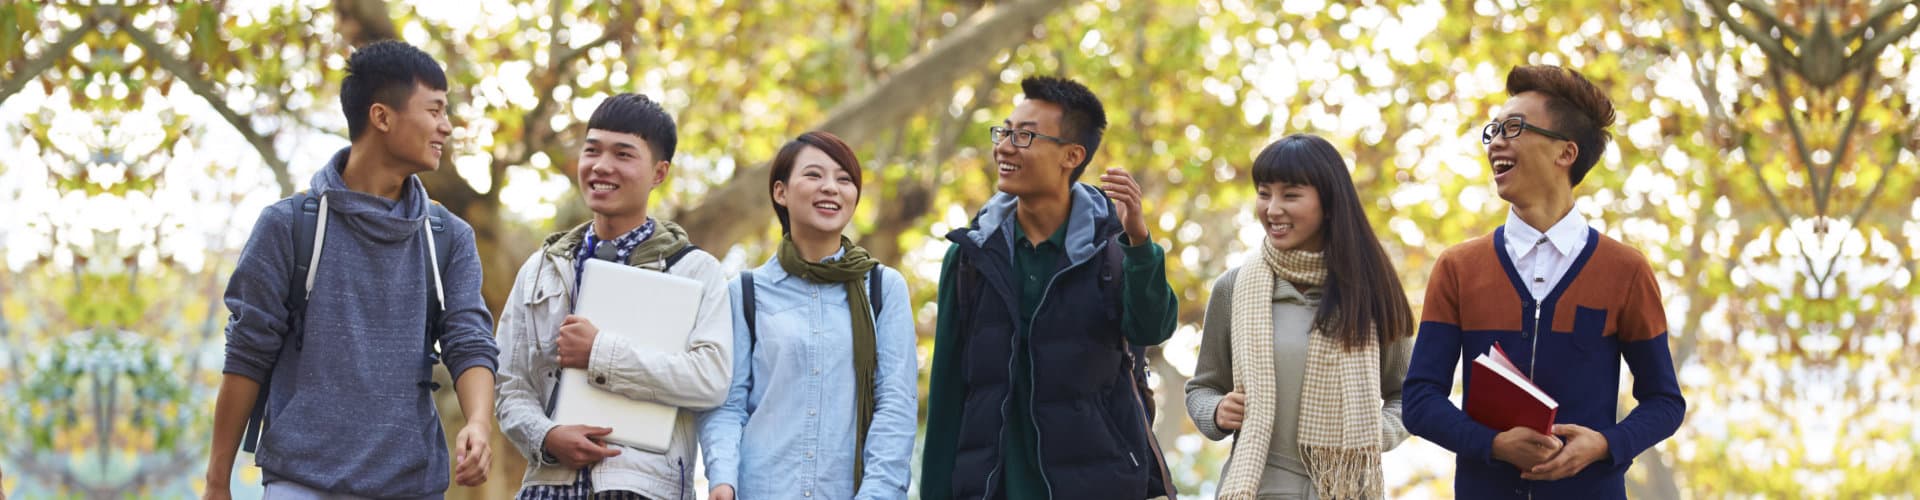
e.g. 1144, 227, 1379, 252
340, 40, 448, 140
1020, 76, 1107, 180
1251, 133, 1415, 350
587, 93, 678, 163
1506, 65, 1616, 187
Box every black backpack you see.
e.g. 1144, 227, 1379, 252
240, 191, 457, 453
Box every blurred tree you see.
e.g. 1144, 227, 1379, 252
1, 0, 1914, 498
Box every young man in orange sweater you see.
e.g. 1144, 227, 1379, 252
1401, 65, 1686, 499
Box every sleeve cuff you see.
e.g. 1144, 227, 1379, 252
709, 474, 738, 491
587, 332, 626, 384
447, 357, 497, 381
1118, 236, 1161, 261
222, 350, 274, 384
1187, 391, 1231, 441
531, 420, 562, 466
1477, 428, 1501, 465
1601, 427, 1633, 465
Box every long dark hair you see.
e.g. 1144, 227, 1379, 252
768, 131, 864, 234
1251, 134, 1414, 349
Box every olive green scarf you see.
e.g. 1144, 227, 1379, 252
776, 235, 880, 489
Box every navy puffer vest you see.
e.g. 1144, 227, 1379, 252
942, 184, 1170, 499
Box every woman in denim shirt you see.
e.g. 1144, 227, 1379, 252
697, 131, 918, 500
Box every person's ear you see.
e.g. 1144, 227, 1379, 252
650, 160, 671, 187
1062, 144, 1086, 173
369, 102, 394, 134
1557, 141, 1580, 170
772, 180, 789, 209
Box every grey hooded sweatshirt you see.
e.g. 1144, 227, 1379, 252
221, 147, 498, 498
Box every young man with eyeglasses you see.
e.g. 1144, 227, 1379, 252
918, 76, 1178, 499
1400, 65, 1686, 499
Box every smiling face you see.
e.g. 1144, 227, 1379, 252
1256, 180, 1325, 252
577, 128, 669, 226
773, 145, 859, 238
373, 81, 452, 173
1487, 91, 1578, 205
992, 100, 1083, 198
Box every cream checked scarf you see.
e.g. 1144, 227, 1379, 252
1221, 243, 1383, 499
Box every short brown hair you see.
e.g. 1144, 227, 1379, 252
769, 131, 864, 234
1506, 65, 1615, 186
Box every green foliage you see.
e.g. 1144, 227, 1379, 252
2, 0, 1914, 498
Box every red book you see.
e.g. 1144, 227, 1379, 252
1465, 342, 1559, 435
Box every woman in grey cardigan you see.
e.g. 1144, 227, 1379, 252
1185, 134, 1416, 499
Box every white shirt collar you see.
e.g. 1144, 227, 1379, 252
1504, 206, 1588, 257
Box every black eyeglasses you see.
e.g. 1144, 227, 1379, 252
1482, 116, 1572, 145
990, 126, 1072, 148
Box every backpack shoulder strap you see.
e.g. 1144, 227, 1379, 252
663, 244, 701, 271
868, 267, 884, 319
427, 202, 454, 285
247, 190, 319, 454
422, 201, 455, 362
741, 273, 758, 347
289, 191, 320, 310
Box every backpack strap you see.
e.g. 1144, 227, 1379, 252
1104, 237, 1156, 423
741, 273, 758, 348
868, 267, 884, 319
663, 244, 701, 272
419, 202, 455, 391
243, 191, 322, 453
423, 203, 454, 347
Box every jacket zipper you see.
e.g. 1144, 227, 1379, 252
1527, 301, 1543, 500
1023, 257, 1083, 499
1528, 302, 1541, 379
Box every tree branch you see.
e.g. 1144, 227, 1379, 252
1767, 65, 1820, 214
1730, 0, 1803, 42
1820, 71, 1874, 209
332, 0, 398, 46
1839, 0, 1916, 43
676, 0, 1078, 251
1702, 0, 1801, 67
0, 26, 87, 101
1736, 137, 1798, 230
488, 3, 642, 199
125, 26, 295, 195
1842, 4, 1920, 74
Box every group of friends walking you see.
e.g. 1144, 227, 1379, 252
203, 40, 1685, 500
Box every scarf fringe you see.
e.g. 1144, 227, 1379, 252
1301, 445, 1384, 499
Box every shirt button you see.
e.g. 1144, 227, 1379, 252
808, 409, 816, 416
806, 451, 814, 459
812, 368, 820, 375
595, 376, 607, 385
804, 492, 812, 497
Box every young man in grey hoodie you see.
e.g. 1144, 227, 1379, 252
493, 93, 732, 499
203, 41, 499, 499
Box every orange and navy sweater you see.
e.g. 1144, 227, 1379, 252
1402, 226, 1685, 499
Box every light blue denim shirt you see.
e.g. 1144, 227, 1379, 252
697, 250, 919, 499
